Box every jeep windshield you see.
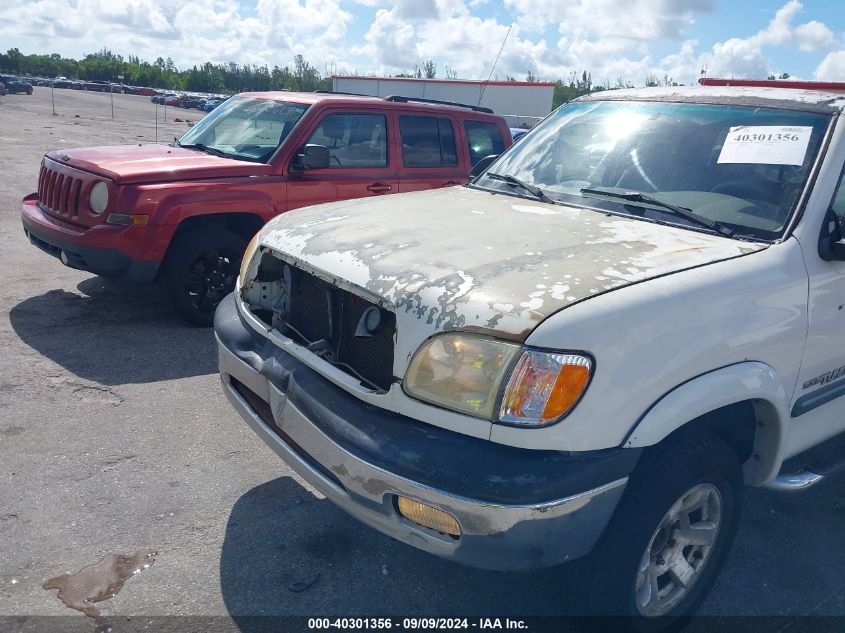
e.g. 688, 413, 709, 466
474, 100, 831, 240
177, 96, 309, 163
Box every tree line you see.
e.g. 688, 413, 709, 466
0, 47, 682, 108
0, 48, 332, 94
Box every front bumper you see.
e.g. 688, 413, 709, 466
21, 195, 159, 282
215, 293, 638, 571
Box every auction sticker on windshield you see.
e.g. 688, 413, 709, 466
717, 126, 812, 165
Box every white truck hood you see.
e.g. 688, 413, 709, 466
258, 186, 766, 341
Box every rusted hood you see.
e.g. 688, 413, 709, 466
259, 187, 766, 341
46, 145, 270, 184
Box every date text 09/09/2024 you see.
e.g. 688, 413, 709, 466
307, 619, 528, 630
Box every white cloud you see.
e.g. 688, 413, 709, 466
0, 0, 839, 88
697, 1, 838, 80
0, 0, 355, 71
814, 51, 845, 80
504, 0, 714, 40
794, 21, 834, 52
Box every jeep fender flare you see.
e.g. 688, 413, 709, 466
624, 361, 790, 486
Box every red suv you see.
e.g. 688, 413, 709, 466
21, 92, 511, 324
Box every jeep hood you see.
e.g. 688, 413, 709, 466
257, 187, 766, 341
47, 145, 270, 184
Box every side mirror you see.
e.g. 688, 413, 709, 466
292, 144, 330, 171
470, 154, 499, 179
819, 210, 845, 261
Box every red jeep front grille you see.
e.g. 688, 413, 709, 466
37, 162, 85, 223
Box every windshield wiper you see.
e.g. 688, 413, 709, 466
180, 142, 230, 159
580, 187, 734, 237
486, 172, 557, 205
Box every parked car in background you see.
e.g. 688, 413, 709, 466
181, 96, 207, 110
217, 80, 845, 629
202, 99, 224, 112
133, 87, 158, 97
21, 92, 511, 325
164, 94, 187, 107
1, 75, 33, 95
509, 127, 529, 141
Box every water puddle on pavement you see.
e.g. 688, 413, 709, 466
43, 550, 156, 618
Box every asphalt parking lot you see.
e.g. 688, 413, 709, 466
0, 88, 843, 629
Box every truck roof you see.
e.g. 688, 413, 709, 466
236, 91, 504, 117
575, 84, 845, 114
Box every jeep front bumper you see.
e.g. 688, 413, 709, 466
214, 293, 639, 571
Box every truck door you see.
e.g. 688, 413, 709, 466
285, 111, 399, 211
791, 164, 845, 456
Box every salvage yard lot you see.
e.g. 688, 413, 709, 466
0, 88, 844, 624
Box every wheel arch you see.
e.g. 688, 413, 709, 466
158, 211, 264, 278
624, 361, 790, 486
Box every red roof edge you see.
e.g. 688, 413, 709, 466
699, 77, 845, 91
332, 75, 556, 88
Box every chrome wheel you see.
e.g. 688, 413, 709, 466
634, 483, 723, 618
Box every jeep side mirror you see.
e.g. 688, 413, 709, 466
819, 210, 845, 261
292, 144, 330, 171
470, 154, 499, 179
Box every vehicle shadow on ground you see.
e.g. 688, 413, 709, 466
219, 477, 584, 625
220, 478, 845, 625
9, 276, 218, 384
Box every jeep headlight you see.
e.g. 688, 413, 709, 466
238, 232, 262, 291
404, 333, 520, 419
404, 332, 593, 426
89, 181, 109, 215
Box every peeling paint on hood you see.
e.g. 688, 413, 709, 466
257, 187, 765, 341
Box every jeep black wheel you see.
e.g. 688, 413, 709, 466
163, 227, 247, 326
583, 432, 743, 632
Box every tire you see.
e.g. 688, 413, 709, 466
162, 227, 247, 327
26, 87, 32, 95
583, 432, 743, 631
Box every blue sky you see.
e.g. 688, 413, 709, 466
1, 0, 843, 84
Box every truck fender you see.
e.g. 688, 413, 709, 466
624, 362, 790, 486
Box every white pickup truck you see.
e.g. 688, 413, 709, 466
215, 81, 845, 628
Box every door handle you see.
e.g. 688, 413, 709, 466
367, 183, 392, 193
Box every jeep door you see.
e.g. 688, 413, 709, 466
394, 113, 463, 192
285, 109, 399, 211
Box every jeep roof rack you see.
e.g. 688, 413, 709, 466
312, 90, 496, 113
382, 95, 495, 114
313, 90, 373, 97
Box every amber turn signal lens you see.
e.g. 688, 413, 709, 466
544, 363, 591, 419
397, 496, 461, 537
106, 213, 149, 226
499, 351, 593, 426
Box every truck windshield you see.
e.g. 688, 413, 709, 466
178, 96, 309, 163
475, 100, 831, 241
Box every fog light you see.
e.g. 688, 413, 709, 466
397, 496, 461, 537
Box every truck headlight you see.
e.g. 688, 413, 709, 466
404, 333, 520, 419
89, 181, 109, 215
498, 351, 592, 426
404, 333, 593, 426
238, 232, 262, 291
